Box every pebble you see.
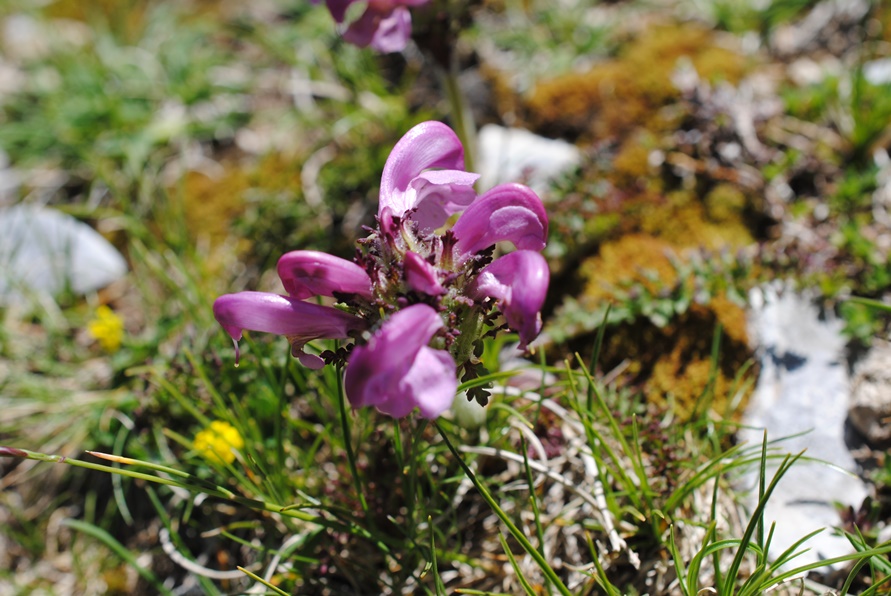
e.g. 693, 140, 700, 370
0, 205, 128, 305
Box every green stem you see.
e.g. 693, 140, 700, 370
276, 354, 288, 478
439, 55, 476, 175
336, 365, 369, 515
0, 445, 392, 548
434, 422, 572, 596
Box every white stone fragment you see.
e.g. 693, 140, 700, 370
0, 205, 128, 304
864, 58, 891, 86
740, 282, 869, 569
477, 124, 582, 195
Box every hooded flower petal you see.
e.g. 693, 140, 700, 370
404, 251, 444, 296
344, 303, 456, 418
213, 291, 366, 368
343, 5, 412, 53
277, 250, 373, 300
451, 183, 548, 261
472, 250, 549, 349
379, 121, 479, 229
407, 170, 479, 231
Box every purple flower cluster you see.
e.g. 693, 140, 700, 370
214, 121, 549, 419
314, 0, 429, 53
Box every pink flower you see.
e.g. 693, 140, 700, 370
213, 291, 367, 369
450, 183, 548, 260
344, 304, 456, 418
214, 120, 550, 419
277, 250, 373, 300
378, 120, 479, 231
472, 251, 549, 350
403, 251, 444, 296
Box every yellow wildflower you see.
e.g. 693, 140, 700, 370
193, 421, 244, 465
87, 305, 124, 352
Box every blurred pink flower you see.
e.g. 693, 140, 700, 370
317, 0, 430, 53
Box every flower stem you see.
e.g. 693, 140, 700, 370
276, 354, 288, 477
438, 55, 476, 175
434, 421, 572, 596
336, 364, 369, 515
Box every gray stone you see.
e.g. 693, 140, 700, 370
849, 340, 891, 446
0, 205, 128, 304
740, 282, 869, 568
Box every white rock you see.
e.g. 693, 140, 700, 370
0, 205, 128, 304
1, 15, 48, 61
740, 282, 868, 568
864, 58, 891, 86
477, 124, 581, 195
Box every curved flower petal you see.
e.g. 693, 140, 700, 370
213, 291, 366, 366
344, 303, 456, 418
344, 5, 412, 53
452, 183, 548, 261
277, 250, 373, 300
408, 170, 480, 231
472, 251, 549, 349
404, 251, 444, 296
321, 0, 354, 22
379, 121, 478, 228
383, 346, 456, 418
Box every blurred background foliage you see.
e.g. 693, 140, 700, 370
1, 0, 890, 592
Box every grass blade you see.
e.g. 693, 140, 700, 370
62, 518, 173, 596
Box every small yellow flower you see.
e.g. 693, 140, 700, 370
193, 421, 244, 465
87, 305, 124, 352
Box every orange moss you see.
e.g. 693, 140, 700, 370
178, 152, 302, 250
481, 63, 525, 123
180, 166, 249, 249
574, 231, 754, 418
593, 298, 753, 419
876, 4, 891, 44
611, 134, 657, 188
646, 299, 752, 419
529, 25, 760, 420
247, 152, 304, 193
43, 0, 150, 41
526, 23, 747, 142
579, 234, 678, 302
637, 189, 754, 250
